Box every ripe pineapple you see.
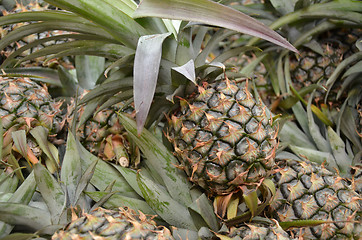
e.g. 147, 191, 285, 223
166, 77, 278, 196
52, 207, 174, 240
268, 158, 362, 239
0, 76, 65, 171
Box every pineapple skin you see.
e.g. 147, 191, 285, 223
269, 159, 362, 240
222, 222, 293, 240
0, 76, 65, 170
52, 207, 174, 240
0, 76, 64, 135
166, 78, 278, 195
289, 28, 361, 105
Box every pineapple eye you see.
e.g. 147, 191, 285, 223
245, 118, 259, 134
205, 162, 223, 178
226, 160, 247, 181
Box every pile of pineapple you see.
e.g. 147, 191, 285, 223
0, 0, 361, 239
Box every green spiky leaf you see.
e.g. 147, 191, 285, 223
0, 203, 51, 230
117, 113, 193, 207
60, 132, 82, 206
134, 33, 171, 134
133, 0, 297, 53
137, 171, 197, 231
33, 163, 66, 224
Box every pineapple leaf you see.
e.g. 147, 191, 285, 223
75, 56, 105, 90
172, 60, 196, 84
76, 141, 140, 199
7, 171, 36, 204
30, 126, 59, 169
60, 132, 82, 206
57, 66, 78, 97
86, 191, 157, 216
34, 163, 66, 224
0, 203, 51, 231
242, 188, 258, 219
0, 233, 38, 240
188, 194, 219, 231
112, 165, 142, 197
78, 77, 133, 105
11, 130, 28, 163
0, 68, 61, 86
137, 171, 197, 231
0, 172, 36, 238
0, 172, 18, 194
17, 40, 134, 66
45, 0, 147, 48
11, 130, 38, 165
133, 0, 298, 53
74, 159, 99, 206
134, 33, 171, 134
117, 112, 193, 207
289, 145, 338, 170
327, 127, 352, 175
279, 121, 316, 150
268, 0, 296, 15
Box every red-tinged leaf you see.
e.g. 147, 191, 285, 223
133, 0, 298, 53
134, 33, 171, 134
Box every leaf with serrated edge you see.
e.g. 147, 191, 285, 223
0, 203, 51, 230
34, 163, 65, 224
61, 132, 82, 206
118, 113, 192, 206
137, 171, 197, 230
134, 33, 171, 134
134, 0, 297, 53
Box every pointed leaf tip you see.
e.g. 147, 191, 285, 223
134, 33, 171, 134
134, 0, 298, 53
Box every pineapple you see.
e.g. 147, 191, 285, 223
268, 157, 362, 239
215, 221, 292, 240
288, 27, 361, 106
0, 0, 298, 232
166, 77, 278, 196
0, 76, 65, 172
70, 99, 139, 168
0, 1, 73, 68
52, 207, 174, 240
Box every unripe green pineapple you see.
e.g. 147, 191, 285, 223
268, 159, 362, 240
0, 76, 65, 171
69, 99, 139, 168
289, 28, 361, 105
166, 77, 278, 196
52, 207, 174, 240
